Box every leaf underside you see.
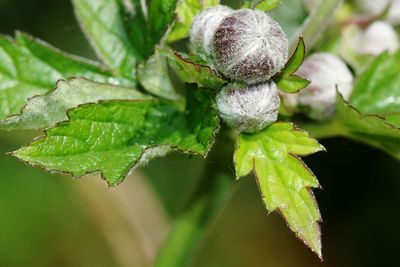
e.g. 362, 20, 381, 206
234, 122, 324, 258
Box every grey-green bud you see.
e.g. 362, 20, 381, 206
216, 82, 280, 133
212, 9, 289, 85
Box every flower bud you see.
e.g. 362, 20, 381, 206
355, 21, 399, 55
212, 9, 289, 85
216, 82, 280, 133
356, 0, 400, 25
190, 5, 233, 58
296, 53, 354, 120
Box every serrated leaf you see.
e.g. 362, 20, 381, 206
168, 0, 219, 42
138, 50, 180, 100
72, 0, 145, 80
350, 51, 400, 115
234, 122, 324, 258
254, 0, 282, 12
148, 0, 179, 44
0, 78, 150, 131
336, 93, 400, 159
274, 37, 309, 93
162, 49, 227, 89
0, 33, 131, 121
13, 90, 219, 186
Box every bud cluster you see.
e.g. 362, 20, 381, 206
190, 6, 288, 133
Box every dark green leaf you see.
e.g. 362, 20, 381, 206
72, 0, 145, 80
234, 122, 324, 258
0, 78, 150, 131
0, 33, 130, 121
148, 0, 179, 44
161, 49, 227, 89
13, 91, 219, 186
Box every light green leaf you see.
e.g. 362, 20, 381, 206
72, 0, 144, 80
254, 0, 282, 12
0, 78, 150, 131
0, 33, 130, 121
350, 51, 400, 115
336, 93, 400, 160
138, 50, 180, 100
13, 91, 219, 186
168, 0, 219, 42
148, 0, 179, 44
274, 37, 309, 93
161, 49, 226, 89
234, 122, 324, 258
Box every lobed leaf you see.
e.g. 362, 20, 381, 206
168, 0, 219, 42
162, 49, 227, 89
274, 37, 309, 93
0, 32, 131, 121
234, 122, 324, 258
13, 90, 219, 186
0, 78, 150, 131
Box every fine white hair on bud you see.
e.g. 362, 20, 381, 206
296, 53, 354, 120
357, 0, 400, 25
190, 5, 233, 58
212, 9, 289, 85
216, 82, 280, 133
355, 21, 399, 55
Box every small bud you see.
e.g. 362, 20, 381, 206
296, 53, 354, 120
190, 5, 233, 58
216, 82, 280, 133
355, 21, 399, 55
212, 9, 289, 85
356, 0, 400, 25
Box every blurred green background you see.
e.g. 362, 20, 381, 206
1, 0, 400, 266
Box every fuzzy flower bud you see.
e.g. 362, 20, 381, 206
296, 53, 354, 120
212, 9, 289, 85
190, 5, 233, 58
356, 0, 400, 25
216, 82, 280, 133
355, 21, 399, 55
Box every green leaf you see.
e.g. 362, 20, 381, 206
13, 90, 219, 186
0, 78, 150, 131
72, 0, 145, 80
162, 49, 227, 89
350, 51, 400, 115
234, 122, 324, 258
274, 37, 309, 93
168, 0, 219, 42
270, 0, 308, 38
254, 0, 282, 12
336, 93, 400, 160
0, 33, 130, 121
148, 0, 179, 44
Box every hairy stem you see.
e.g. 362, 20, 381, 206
153, 130, 236, 267
292, 0, 344, 51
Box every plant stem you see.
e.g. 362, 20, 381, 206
292, 0, 344, 51
153, 130, 236, 267
298, 118, 346, 139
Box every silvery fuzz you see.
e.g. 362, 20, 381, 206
190, 5, 233, 58
355, 21, 399, 55
295, 53, 354, 120
216, 82, 280, 133
212, 9, 288, 84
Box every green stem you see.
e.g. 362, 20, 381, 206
291, 0, 344, 51
153, 131, 236, 267
299, 118, 346, 139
